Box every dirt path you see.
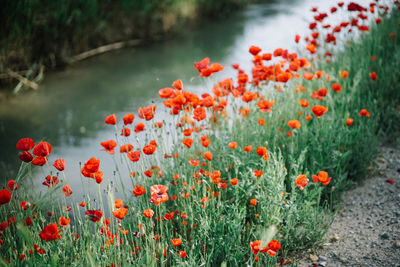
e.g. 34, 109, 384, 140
295, 142, 400, 267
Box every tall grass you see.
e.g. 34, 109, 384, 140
0, 1, 399, 266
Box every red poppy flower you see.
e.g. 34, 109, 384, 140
150, 184, 169, 206
16, 138, 35, 151
193, 107, 206, 121
250, 199, 257, 206
0, 189, 11, 206
244, 145, 253, 152
123, 113, 135, 125
79, 202, 86, 207
33, 142, 52, 157
101, 140, 117, 154
105, 114, 117, 125
7, 180, 17, 191
229, 142, 238, 149
138, 105, 156, 121
298, 99, 309, 108
121, 127, 131, 137
19, 151, 33, 162
62, 185, 73, 197
42, 175, 59, 188
39, 223, 61, 241
179, 251, 187, 258
113, 208, 128, 220
249, 45, 262, 55
346, 118, 354, 126
359, 109, 370, 117
369, 72, 377, 81
254, 170, 263, 177
81, 157, 100, 177
332, 83, 342, 92
267, 240, 281, 251
194, 57, 210, 72
85, 209, 103, 222
32, 156, 47, 166
133, 185, 146, 197
144, 169, 152, 177
53, 159, 65, 171
312, 105, 328, 118
143, 144, 156, 155
128, 150, 141, 162
296, 174, 308, 190
20, 201, 30, 210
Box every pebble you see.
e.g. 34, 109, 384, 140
319, 256, 327, 261
381, 233, 389, 239
395, 241, 400, 248
309, 254, 319, 262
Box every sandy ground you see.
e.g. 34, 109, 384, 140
295, 142, 400, 267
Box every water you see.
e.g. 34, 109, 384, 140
0, 0, 341, 198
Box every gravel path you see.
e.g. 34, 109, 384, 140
295, 142, 400, 267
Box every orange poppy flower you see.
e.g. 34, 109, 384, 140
59, 216, 70, 227
298, 99, 309, 108
249, 45, 262, 55
123, 114, 135, 125
40, 223, 61, 241
101, 140, 117, 154
229, 142, 238, 149
113, 208, 128, 220
288, 120, 301, 129
339, 70, 348, 78
150, 185, 169, 206
183, 138, 193, 148
256, 147, 267, 156
296, 174, 308, 190
53, 159, 65, 171
253, 170, 263, 177
172, 79, 183, 90
135, 122, 145, 133
127, 150, 141, 162
257, 100, 275, 112
312, 171, 331, 185
244, 145, 253, 152
305, 115, 312, 121
312, 105, 328, 117
346, 118, 354, 126
359, 109, 370, 117
183, 128, 193, 136
133, 185, 146, 197
230, 178, 238, 186
143, 208, 154, 218
250, 199, 257, 206
204, 151, 213, 161
193, 107, 206, 121
62, 185, 73, 197
114, 199, 123, 208
79, 202, 86, 207
172, 238, 182, 246
104, 114, 117, 125
120, 144, 134, 153
303, 72, 314, 80
138, 105, 156, 121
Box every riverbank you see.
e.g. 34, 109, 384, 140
295, 143, 400, 267
0, 0, 249, 91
